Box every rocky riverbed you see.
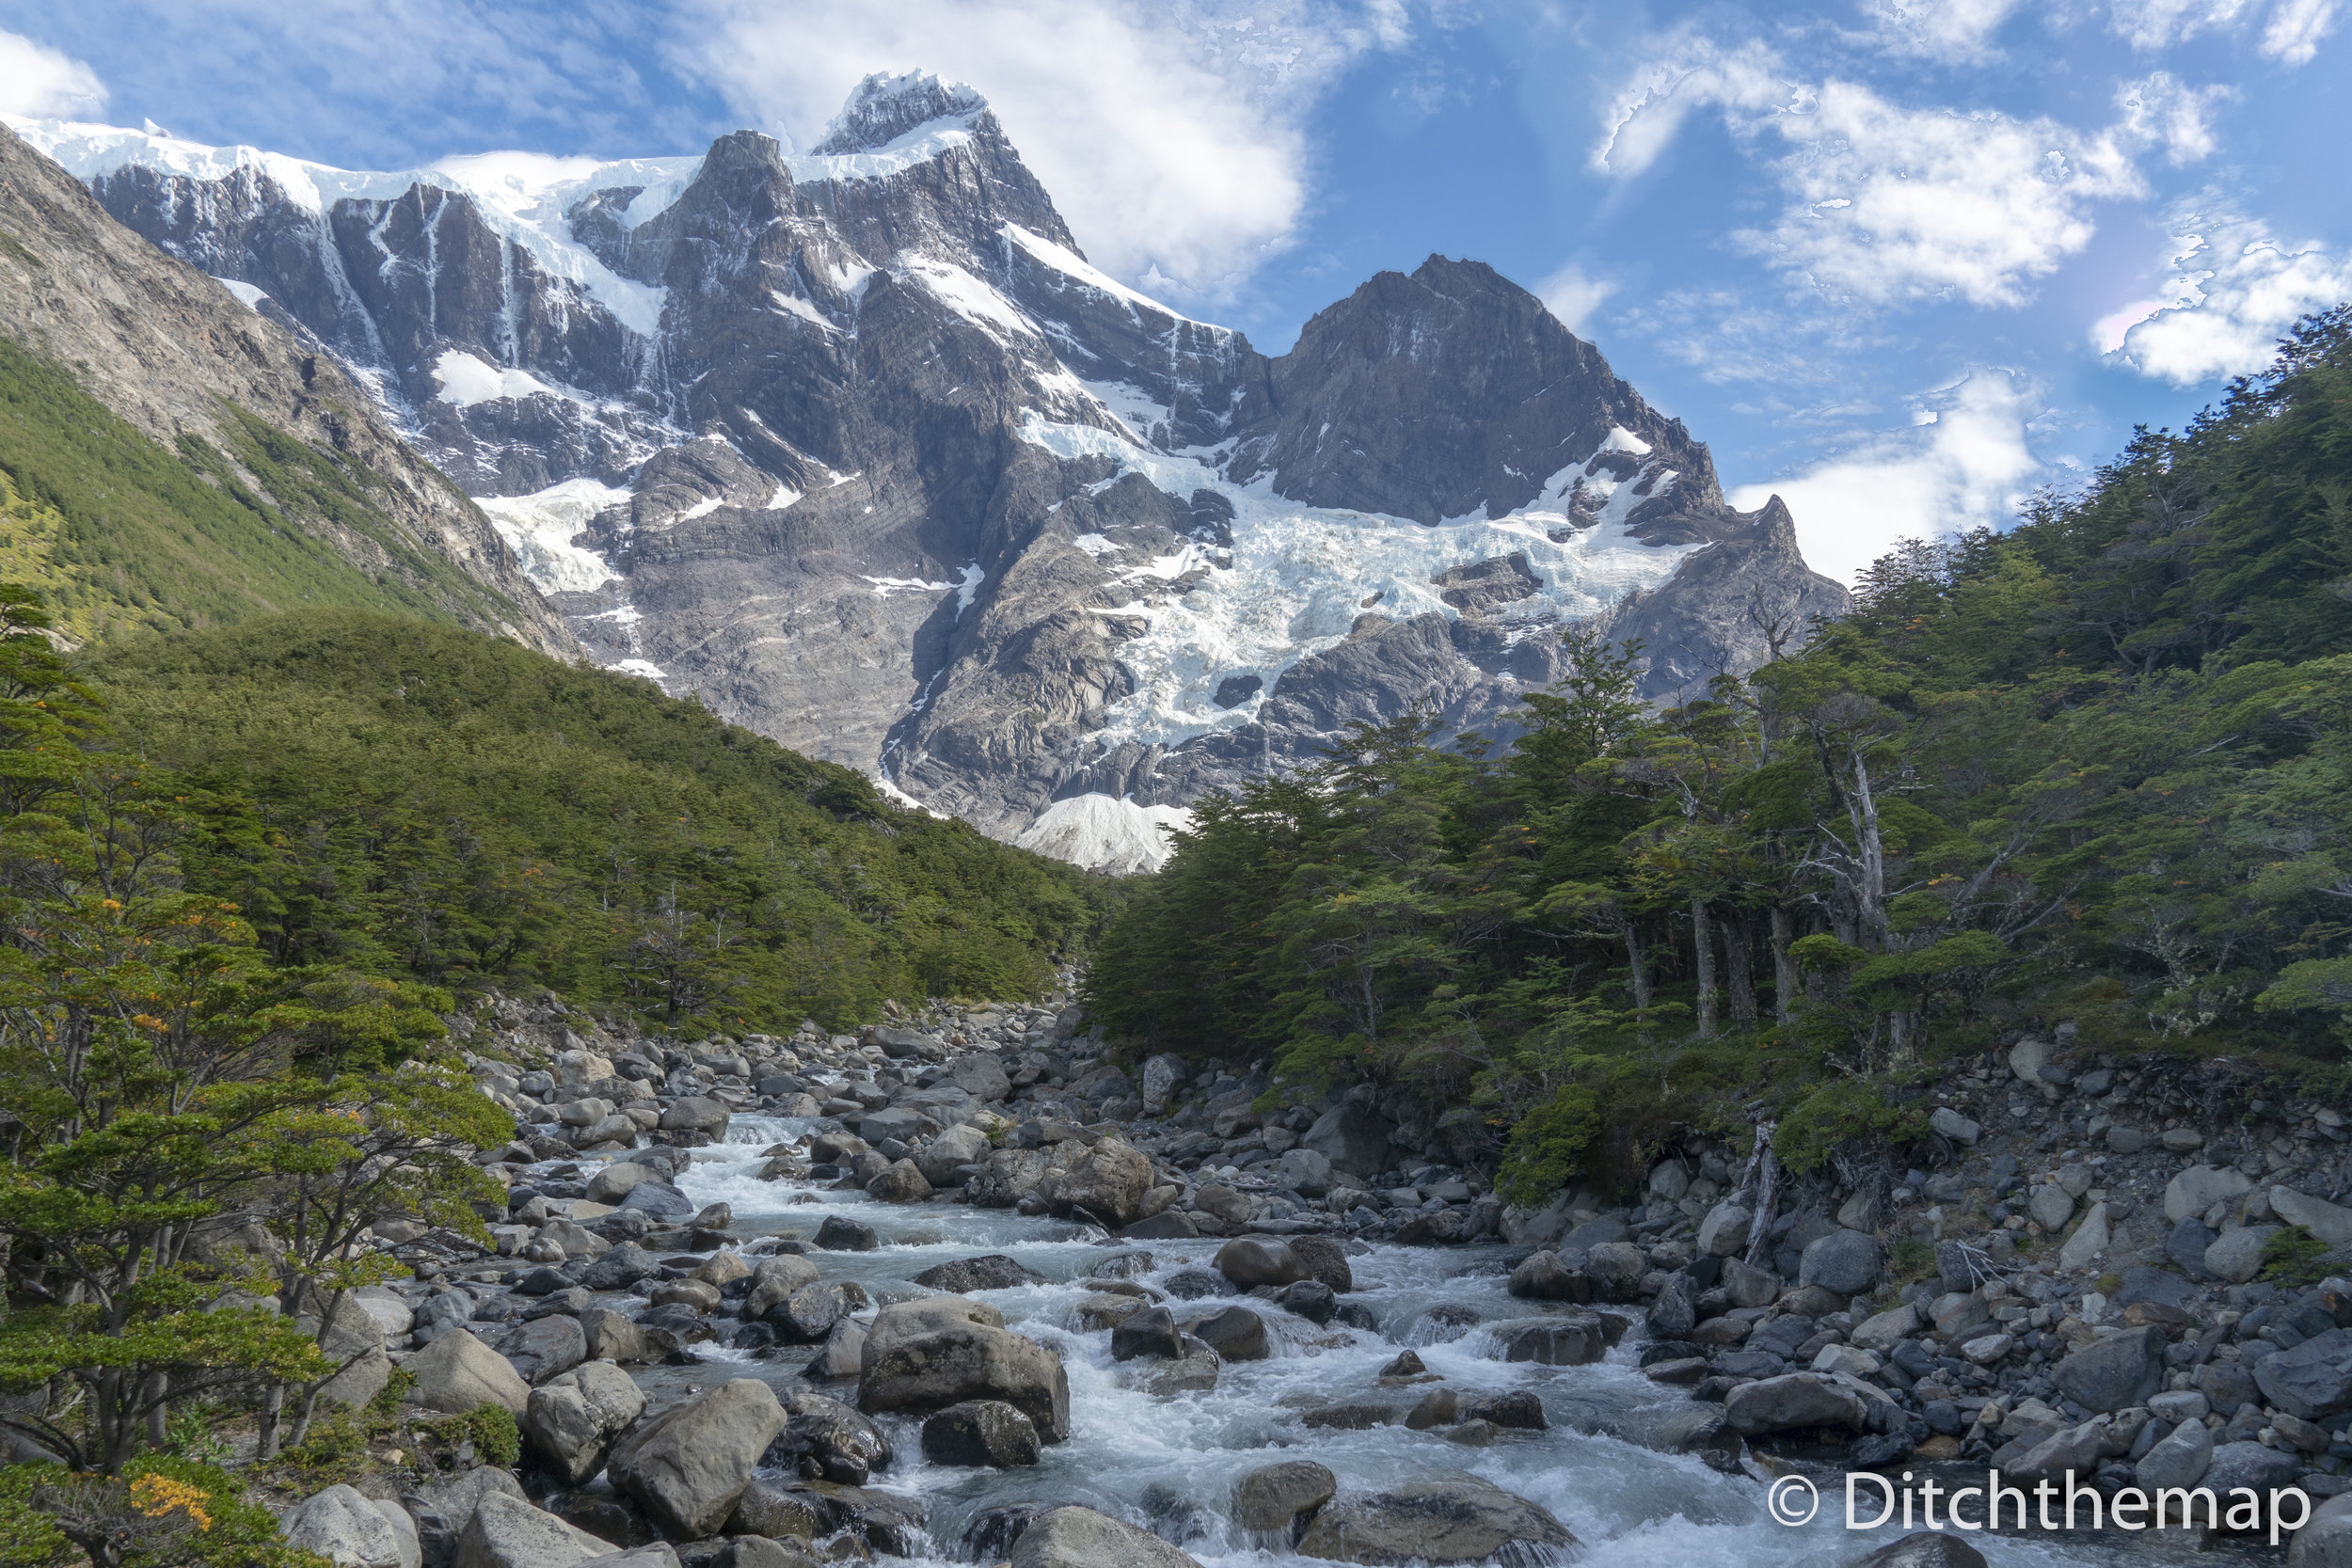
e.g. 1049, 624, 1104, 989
272, 993, 2352, 1566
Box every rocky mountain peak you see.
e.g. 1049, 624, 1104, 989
1227, 254, 1733, 540
28, 85, 1850, 870
813, 71, 992, 156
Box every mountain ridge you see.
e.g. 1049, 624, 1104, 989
9, 73, 1848, 866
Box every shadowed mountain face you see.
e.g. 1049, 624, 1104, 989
19, 71, 1846, 865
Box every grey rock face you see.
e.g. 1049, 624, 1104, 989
43, 81, 1843, 864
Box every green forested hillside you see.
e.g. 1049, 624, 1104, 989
0, 334, 530, 645
89, 613, 1105, 1028
1089, 309, 2352, 1199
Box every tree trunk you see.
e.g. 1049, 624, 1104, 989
1723, 907, 1757, 1029
1621, 917, 1651, 1014
1770, 905, 1798, 1022
1690, 897, 1718, 1038
257, 1382, 284, 1462
1849, 748, 1892, 952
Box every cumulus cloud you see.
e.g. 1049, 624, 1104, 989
2110, 214, 2352, 385
672, 0, 1400, 297
1597, 41, 2142, 308
1729, 371, 2042, 587
0, 28, 106, 119
2107, 0, 2339, 60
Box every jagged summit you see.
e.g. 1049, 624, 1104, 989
813, 71, 991, 155
19, 77, 1848, 870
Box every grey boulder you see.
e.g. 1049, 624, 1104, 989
1216, 1238, 1307, 1288
407, 1328, 531, 1418
1724, 1373, 1870, 1435
453, 1491, 615, 1568
607, 1378, 789, 1539
1799, 1230, 1883, 1295
1848, 1533, 1988, 1568
2257, 1326, 2352, 1421
1295, 1473, 1575, 1565
1009, 1506, 1203, 1568
919, 1399, 1042, 1468
2052, 1325, 2165, 1413
1234, 1460, 1338, 1536
1299, 1105, 1392, 1177
857, 1295, 1072, 1441
280, 1483, 421, 1568
2134, 1415, 2214, 1492
524, 1358, 647, 1487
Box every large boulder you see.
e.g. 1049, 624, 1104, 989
2295, 1496, 2352, 1568
1111, 1307, 1184, 1361
1295, 1473, 1575, 1565
1188, 1307, 1271, 1361
911, 1255, 1044, 1293
403, 1466, 526, 1568
1299, 1105, 1392, 1178
949, 1053, 1013, 1101
2205, 1225, 2280, 1284
968, 1148, 1054, 1208
857, 1295, 1072, 1441
1235, 1461, 1338, 1536
1486, 1316, 1613, 1366
914, 1125, 991, 1186
1696, 1203, 1752, 1258
742, 1255, 822, 1319
2165, 1164, 2255, 1224
607, 1379, 790, 1540
1046, 1140, 1155, 1226
1009, 1506, 1202, 1568
2134, 1413, 2214, 1492
281, 1484, 420, 1568
1724, 1373, 1871, 1435
1140, 1054, 1186, 1116
2274, 1186, 2352, 1248
1278, 1148, 1334, 1196
453, 1492, 614, 1568
2052, 1324, 2165, 1413
1287, 1236, 1355, 1293
500, 1316, 587, 1386
1584, 1242, 1646, 1303
524, 1359, 647, 1487
1799, 1230, 1883, 1295
769, 1389, 893, 1485
1216, 1238, 1307, 1288
2257, 1326, 2352, 1420
407, 1328, 530, 1418
866, 1159, 933, 1203
919, 1400, 1041, 1468
587, 1163, 655, 1204
299, 1293, 395, 1412
659, 1096, 731, 1135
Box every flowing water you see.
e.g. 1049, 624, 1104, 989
657, 1117, 2254, 1567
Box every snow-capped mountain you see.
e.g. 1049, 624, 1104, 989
10, 73, 1846, 869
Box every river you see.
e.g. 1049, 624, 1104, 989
660, 1115, 2260, 1567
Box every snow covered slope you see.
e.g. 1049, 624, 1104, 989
11, 71, 1847, 869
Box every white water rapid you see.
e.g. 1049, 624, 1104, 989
648, 1117, 2249, 1568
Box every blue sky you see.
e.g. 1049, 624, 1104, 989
4, 0, 2348, 583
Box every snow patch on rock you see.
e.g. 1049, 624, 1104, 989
1016, 794, 1192, 875
475, 478, 626, 595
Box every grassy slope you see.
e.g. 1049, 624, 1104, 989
0, 333, 508, 644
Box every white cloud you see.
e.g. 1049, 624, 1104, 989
1866, 0, 2029, 61
2261, 0, 2342, 60
671, 0, 1398, 297
1729, 370, 2042, 586
2107, 0, 2338, 60
1535, 261, 1616, 335
2114, 72, 2233, 165
1598, 41, 2143, 308
2111, 214, 2352, 385
0, 28, 106, 119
